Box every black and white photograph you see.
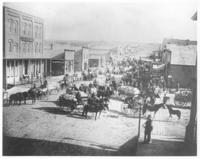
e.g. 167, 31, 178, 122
2, 0, 198, 156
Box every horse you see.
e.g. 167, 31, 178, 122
9, 90, 35, 106
9, 93, 23, 106
82, 98, 109, 120
166, 105, 181, 120
28, 88, 38, 104
143, 96, 168, 117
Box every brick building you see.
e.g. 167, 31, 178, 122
3, 7, 50, 89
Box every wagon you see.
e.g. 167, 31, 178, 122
118, 86, 143, 115
121, 95, 143, 116
174, 90, 192, 107
57, 91, 88, 112
57, 93, 78, 112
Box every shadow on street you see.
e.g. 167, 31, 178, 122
3, 135, 138, 156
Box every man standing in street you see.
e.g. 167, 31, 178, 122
143, 115, 153, 143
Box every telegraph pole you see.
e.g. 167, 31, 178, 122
137, 60, 142, 139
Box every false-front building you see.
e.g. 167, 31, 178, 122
3, 7, 49, 89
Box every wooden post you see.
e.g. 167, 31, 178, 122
138, 102, 142, 138
45, 59, 47, 77
13, 60, 16, 85
137, 68, 141, 140
50, 59, 52, 76
4, 59, 7, 90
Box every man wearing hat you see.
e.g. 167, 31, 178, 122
143, 115, 153, 143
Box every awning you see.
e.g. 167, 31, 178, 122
152, 64, 165, 71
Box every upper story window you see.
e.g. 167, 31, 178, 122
28, 23, 32, 36
23, 42, 26, 53
40, 26, 42, 38
13, 21, 17, 34
8, 19, 12, 33
8, 40, 13, 52
28, 43, 30, 53
38, 43, 42, 53
13, 43, 18, 53
35, 25, 38, 38
24, 22, 27, 35
35, 42, 38, 53
8, 19, 18, 34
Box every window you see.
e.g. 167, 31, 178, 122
28, 23, 32, 36
23, 22, 27, 35
35, 26, 38, 38
39, 43, 42, 53
29, 43, 32, 53
8, 19, 12, 33
40, 26, 42, 38
27, 43, 30, 53
23, 42, 26, 53
25, 43, 28, 53
35, 42, 38, 53
13, 21, 17, 34
13, 43, 18, 53
8, 40, 12, 52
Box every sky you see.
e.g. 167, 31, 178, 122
4, 0, 197, 43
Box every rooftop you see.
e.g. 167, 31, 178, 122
166, 44, 197, 66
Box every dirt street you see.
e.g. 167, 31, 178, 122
3, 89, 190, 155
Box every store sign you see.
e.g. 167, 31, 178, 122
20, 37, 34, 42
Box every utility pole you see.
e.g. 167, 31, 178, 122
137, 63, 141, 139
138, 102, 142, 138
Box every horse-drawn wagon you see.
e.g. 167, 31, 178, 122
56, 91, 88, 112
174, 89, 192, 108
118, 86, 142, 115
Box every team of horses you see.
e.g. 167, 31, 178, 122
9, 87, 48, 106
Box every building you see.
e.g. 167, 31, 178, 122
44, 42, 81, 76
3, 7, 49, 89
161, 39, 197, 88
82, 47, 110, 71
185, 12, 197, 150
